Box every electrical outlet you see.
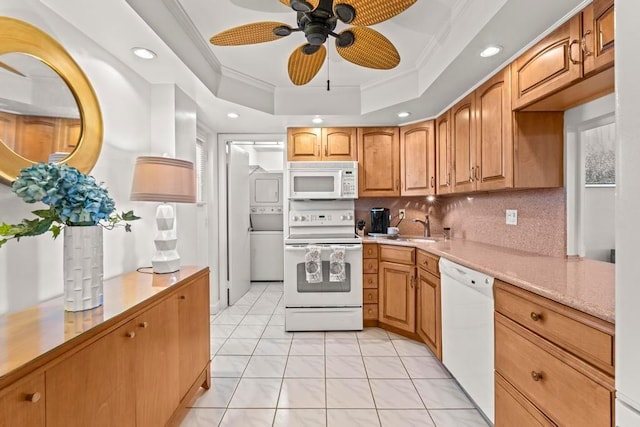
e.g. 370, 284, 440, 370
506, 209, 518, 225
399, 209, 406, 220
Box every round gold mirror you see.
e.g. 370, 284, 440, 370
0, 17, 102, 185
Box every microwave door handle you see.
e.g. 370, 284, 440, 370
338, 170, 343, 197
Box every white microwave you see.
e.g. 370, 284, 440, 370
287, 161, 358, 200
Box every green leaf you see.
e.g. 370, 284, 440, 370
0, 239, 7, 247
32, 208, 54, 219
51, 225, 61, 239
121, 210, 141, 221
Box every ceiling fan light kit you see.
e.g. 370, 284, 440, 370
210, 0, 416, 85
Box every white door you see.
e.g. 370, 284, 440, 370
228, 145, 251, 304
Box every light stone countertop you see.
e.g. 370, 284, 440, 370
363, 237, 615, 323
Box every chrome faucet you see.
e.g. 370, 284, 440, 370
412, 215, 431, 238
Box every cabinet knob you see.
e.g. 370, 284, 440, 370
26, 392, 41, 403
368, 278, 373, 284
530, 312, 542, 322
582, 30, 593, 57
179, 295, 187, 300
139, 321, 148, 328
368, 309, 373, 315
368, 294, 373, 300
126, 331, 136, 339
531, 371, 543, 382
430, 176, 435, 188
569, 39, 580, 64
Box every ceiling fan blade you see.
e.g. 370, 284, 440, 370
0, 61, 26, 77
210, 22, 292, 46
336, 27, 400, 70
288, 44, 326, 85
334, 0, 416, 26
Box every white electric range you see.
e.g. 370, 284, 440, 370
284, 201, 363, 331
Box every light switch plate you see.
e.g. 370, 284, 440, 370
506, 209, 518, 225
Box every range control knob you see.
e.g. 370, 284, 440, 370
300, 216, 307, 221
340, 215, 346, 220
347, 214, 353, 220
293, 216, 299, 222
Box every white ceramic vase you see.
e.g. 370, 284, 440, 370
63, 225, 104, 312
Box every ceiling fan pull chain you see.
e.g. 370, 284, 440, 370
327, 45, 331, 91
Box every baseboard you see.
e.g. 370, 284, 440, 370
363, 319, 379, 327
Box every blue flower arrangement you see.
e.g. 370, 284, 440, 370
0, 163, 139, 247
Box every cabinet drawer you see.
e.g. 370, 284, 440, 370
416, 250, 439, 277
364, 289, 378, 304
379, 245, 415, 265
495, 314, 613, 427
363, 274, 378, 289
0, 373, 45, 426
495, 281, 614, 375
363, 259, 378, 274
364, 304, 378, 320
495, 372, 555, 427
363, 244, 378, 259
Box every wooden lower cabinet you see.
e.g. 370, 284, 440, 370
178, 274, 211, 399
416, 268, 441, 359
0, 373, 45, 427
46, 320, 137, 427
495, 313, 614, 427
136, 298, 180, 427
1, 268, 210, 427
378, 261, 416, 333
495, 373, 555, 427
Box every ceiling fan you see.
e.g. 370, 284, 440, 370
210, 0, 417, 86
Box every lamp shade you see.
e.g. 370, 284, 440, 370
130, 156, 196, 203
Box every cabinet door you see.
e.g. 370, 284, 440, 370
287, 128, 321, 161
357, 127, 400, 197
511, 16, 582, 110
435, 111, 452, 195
0, 373, 45, 427
400, 120, 436, 196
46, 321, 136, 427
135, 297, 180, 426
495, 373, 556, 427
322, 127, 357, 160
378, 261, 415, 333
475, 67, 513, 191
14, 116, 58, 163
582, 0, 614, 76
56, 118, 81, 153
0, 112, 16, 150
178, 275, 211, 399
451, 93, 476, 194
417, 269, 441, 359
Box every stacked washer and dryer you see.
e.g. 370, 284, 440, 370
249, 170, 284, 281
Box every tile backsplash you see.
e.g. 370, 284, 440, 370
356, 188, 566, 257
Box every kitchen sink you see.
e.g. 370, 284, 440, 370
386, 236, 438, 243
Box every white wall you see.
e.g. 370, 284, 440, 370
583, 187, 615, 262
616, 0, 640, 416
0, 0, 164, 314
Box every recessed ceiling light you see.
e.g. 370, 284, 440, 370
480, 45, 502, 58
131, 47, 157, 60
312, 117, 323, 124
398, 112, 411, 118
227, 112, 239, 119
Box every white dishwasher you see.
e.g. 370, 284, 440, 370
439, 258, 495, 423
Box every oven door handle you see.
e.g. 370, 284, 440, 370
285, 245, 362, 251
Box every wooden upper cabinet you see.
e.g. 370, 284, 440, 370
14, 116, 57, 163
322, 127, 357, 161
0, 112, 16, 151
511, 15, 582, 110
435, 111, 452, 195
287, 127, 321, 161
451, 93, 476, 194
378, 261, 416, 333
475, 66, 514, 191
358, 127, 400, 197
56, 118, 81, 153
583, 0, 614, 76
400, 120, 436, 196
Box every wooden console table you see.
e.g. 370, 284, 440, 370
0, 266, 211, 427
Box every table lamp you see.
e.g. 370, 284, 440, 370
130, 156, 196, 273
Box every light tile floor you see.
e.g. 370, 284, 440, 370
182, 282, 490, 427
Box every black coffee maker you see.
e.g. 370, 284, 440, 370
370, 207, 390, 234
